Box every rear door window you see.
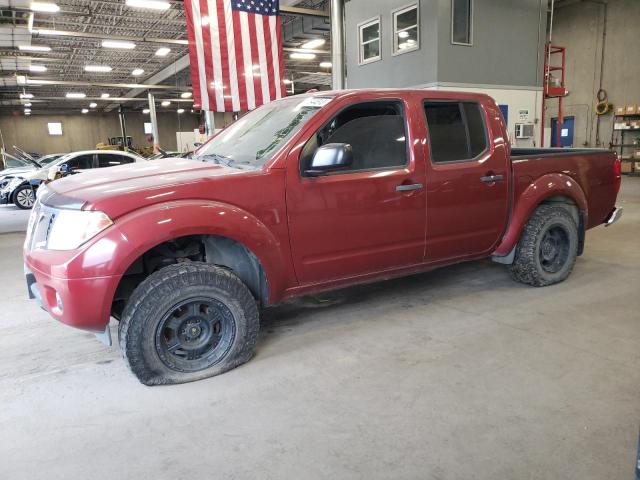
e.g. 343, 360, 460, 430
424, 101, 487, 163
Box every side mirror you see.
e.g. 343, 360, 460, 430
305, 143, 353, 177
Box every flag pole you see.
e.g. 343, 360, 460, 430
330, 0, 345, 90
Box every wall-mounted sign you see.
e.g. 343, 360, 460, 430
518, 109, 530, 122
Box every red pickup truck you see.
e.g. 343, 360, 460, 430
24, 90, 622, 385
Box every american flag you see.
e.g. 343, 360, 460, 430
185, 0, 287, 112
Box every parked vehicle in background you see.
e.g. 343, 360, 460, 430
1, 149, 143, 209
23, 90, 622, 385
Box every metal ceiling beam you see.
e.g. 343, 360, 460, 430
12, 78, 188, 90
24, 27, 189, 45
281, 5, 329, 18
1, 96, 193, 102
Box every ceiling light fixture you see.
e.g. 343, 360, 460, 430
89, 102, 97, 108
155, 47, 171, 56
29, 65, 47, 72
319, 61, 332, 68
125, 0, 170, 10
290, 52, 316, 60
20, 93, 34, 99
85, 65, 112, 72
25, 112, 31, 116
102, 40, 136, 49
301, 38, 325, 49
24, 102, 32, 107
161, 100, 171, 106
30, 2, 60, 13
100, 93, 110, 99
24, 108, 31, 113
180, 92, 192, 98
398, 31, 410, 39
283, 79, 292, 85
177, 108, 185, 114
81, 108, 89, 114
131, 68, 145, 76
18, 45, 51, 52
66, 92, 86, 98
142, 108, 150, 114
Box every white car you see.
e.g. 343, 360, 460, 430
0, 150, 144, 209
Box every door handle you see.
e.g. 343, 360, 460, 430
396, 183, 423, 192
480, 174, 504, 183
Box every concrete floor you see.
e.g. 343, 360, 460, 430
0, 180, 638, 480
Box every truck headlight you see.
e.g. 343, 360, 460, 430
47, 210, 113, 250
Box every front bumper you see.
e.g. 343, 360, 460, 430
604, 206, 623, 227
24, 257, 119, 333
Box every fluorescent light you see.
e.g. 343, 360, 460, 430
81, 108, 89, 114
89, 102, 97, 108
301, 38, 325, 49
126, 0, 170, 10
180, 92, 192, 98
18, 45, 51, 52
142, 108, 150, 114
102, 40, 136, 49
24, 108, 31, 113
20, 93, 34, 99
66, 92, 86, 98
155, 47, 171, 56
290, 52, 316, 60
319, 61, 332, 68
177, 108, 185, 114
16, 75, 27, 85
24, 102, 32, 107
25, 112, 31, 116
131, 68, 144, 76
85, 65, 112, 72
398, 31, 409, 39
29, 65, 47, 72
30, 2, 60, 13
283, 79, 292, 85
100, 93, 110, 99
35, 29, 61, 35
161, 100, 171, 106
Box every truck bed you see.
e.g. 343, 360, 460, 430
510, 147, 619, 229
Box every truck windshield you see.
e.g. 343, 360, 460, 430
193, 96, 333, 169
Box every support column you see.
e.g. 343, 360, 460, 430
330, 0, 345, 90
204, 110, 216, 137
147, 92, 160, 153
118, 107, 128, 151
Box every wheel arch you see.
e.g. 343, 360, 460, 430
493, 173, 587, 258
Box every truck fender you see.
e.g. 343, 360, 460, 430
108, 200, 289, 304
492, 173, 588, 257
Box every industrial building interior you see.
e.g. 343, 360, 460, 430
0, 0, 638, 479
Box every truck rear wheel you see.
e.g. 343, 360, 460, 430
509, 205, 579, 287
118, 263, 260, 386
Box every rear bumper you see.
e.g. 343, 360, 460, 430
604, 207, 623, 226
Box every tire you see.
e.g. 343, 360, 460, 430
13, 184, 35, 209
509, 204, 579, 287
118, 263, 260, 386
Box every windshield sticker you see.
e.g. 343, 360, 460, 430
297, 97, 333, 109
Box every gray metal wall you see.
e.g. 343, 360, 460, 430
344, 0, 546, 89
436, 0, 546, 88
547, 0, 640, 148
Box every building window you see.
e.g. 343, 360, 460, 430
393, 4, 419, 55
424, 101, 487, 163
451, 0, 473, 45
358, 16, 381, 65
47, 122, 62, 136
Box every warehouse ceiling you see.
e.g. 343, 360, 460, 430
0, 0, 330, 115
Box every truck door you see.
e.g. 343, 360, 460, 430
285, 98, 427, 285
422, 99, 510, 261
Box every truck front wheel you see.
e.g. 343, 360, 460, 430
509, 205, 579, 287
118, 263, 260, 386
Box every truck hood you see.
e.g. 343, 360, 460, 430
43, 159, 248, 218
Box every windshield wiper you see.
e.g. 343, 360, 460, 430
199, 153, 239, 168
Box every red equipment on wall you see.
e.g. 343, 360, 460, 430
541, 44, 569, 147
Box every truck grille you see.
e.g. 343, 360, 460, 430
25, 201, 58, 251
